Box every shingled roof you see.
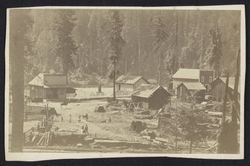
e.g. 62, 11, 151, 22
116, 75, 149, 85
172, 68, 200, 80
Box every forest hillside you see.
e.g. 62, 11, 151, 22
9, 9, 241, 86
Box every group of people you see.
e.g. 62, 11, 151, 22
58, 113, 88, 123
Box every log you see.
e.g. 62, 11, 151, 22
36, 134, 45, 146
155, 137, 169, 143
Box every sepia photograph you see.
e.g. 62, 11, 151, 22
5, 5, 245, 160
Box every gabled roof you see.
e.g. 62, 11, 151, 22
172, 68, 200, 80
116, 75, 149, 85
179, 82, 206, 91
132, 85, 170, 98
214, 77, 240, 93
28, 73, 68, 88
28, 73, 44, 87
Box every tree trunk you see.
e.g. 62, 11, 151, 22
136, 11, 141, 75
10, 11, 24, 152
113, 60, 116, 101
222, 73, 229, 123
230, 49, 240, 153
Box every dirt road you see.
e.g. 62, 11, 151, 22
53, 100, 147, 142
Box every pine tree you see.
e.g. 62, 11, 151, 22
106, 10, 125, 100
56, 10, 77, 75
151, 16, 168, 85
208, 25, 223, 76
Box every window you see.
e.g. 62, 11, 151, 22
209, 76, 213, 83
201, 76, 204, 83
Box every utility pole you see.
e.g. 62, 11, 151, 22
111, 54, 118, 101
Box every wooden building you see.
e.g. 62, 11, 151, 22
116, 75, 150, 92
28, 73, 73, 101
131, 85, 171, 110
177, 82, 206, 103
210, 77, 240, 102
172, 68, 200, 91
200, 69, 214, 90
172, 68, 214, 94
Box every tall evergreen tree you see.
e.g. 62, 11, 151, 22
151, 16, 168, 84
208, 25, 223, 76
107, 10, 125, 100
56, 10, 77, 75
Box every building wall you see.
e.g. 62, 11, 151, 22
116, 83, 134, 91
134, 78, 149, 89
177, 84, 190, 102
177, 85, 205, 103
173, 78, 199, 93
45, 88, 66, 100
200, 70, 214, 90
210, 79, 239, 102
131, 88, 170, 110
148, 89, 170, 110
29, 86, 45, 101
116, 78, 148, 92
211, 82, 226, 102
57, 88, 67, 100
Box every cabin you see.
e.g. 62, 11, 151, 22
210, 77, 240, 102
131, 85, 171, 110
28, 73, 74, 101
172, 68, 214, 93
177, 82, 206, 103
116, 75, 150, 92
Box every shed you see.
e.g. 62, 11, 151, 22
172, 68, 200, 92
210, 77, 240, 102
177, 82, 206, 103
116, 75, 150, 92
172, 68, 214, 93
28, 73, 74, 101
131, 85, 171, 110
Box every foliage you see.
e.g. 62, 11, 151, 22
151, 16, 168, 85
55, 10, 77, 74
180, 110, 210, 142
20, 10, 240, 84
206, 26, 223, 76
